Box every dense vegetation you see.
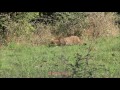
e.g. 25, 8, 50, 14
0, 12, 119, 46
0, 12, 120, 78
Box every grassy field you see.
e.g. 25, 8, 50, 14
0, 36, 120, 78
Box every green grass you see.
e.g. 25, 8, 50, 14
0, 36, 120, 78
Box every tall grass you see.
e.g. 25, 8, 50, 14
0, 35, 120, 78
0, 12, 120, 78
1, 12, 119, 46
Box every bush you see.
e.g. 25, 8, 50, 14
0, 12, 38, 45
48, 12, 88, 37
82, 12, 120, 39
0, 12, 119, 46
43, 12, 119, 39
30, 23, 53, 45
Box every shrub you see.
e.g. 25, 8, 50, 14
82, 12, 120, 39
30, 23, 53, 45
51, 12, 88, 37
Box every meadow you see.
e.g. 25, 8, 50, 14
0, 35, 120, 78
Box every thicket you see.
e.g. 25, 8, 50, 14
0, 12, 119, 46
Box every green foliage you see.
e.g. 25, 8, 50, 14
6, 19, 35, 37
0, 13, 10, 45
0, 12, 119, 45
47, 12, 89, 37
34, 12, 89, 37
8, 12, 39, 21
0, 36, 120, 78
0, 12, 39, 44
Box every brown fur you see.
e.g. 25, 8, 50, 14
51, 36, 83, 46
51, 38, 61, 45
